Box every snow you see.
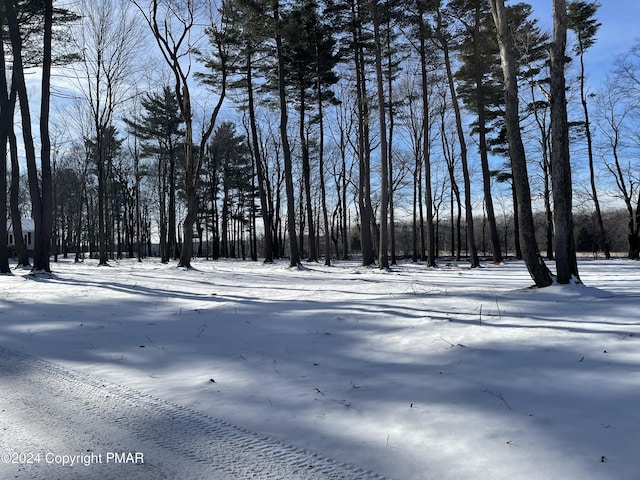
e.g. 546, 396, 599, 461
1, 257, 639, 479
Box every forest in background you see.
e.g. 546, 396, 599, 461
1, 0, 639, 287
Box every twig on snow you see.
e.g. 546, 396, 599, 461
484, 389, 512, 411
145, 334, 161, 350
196, 318, 208, 338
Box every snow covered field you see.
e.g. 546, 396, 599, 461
0, 257, 638, 479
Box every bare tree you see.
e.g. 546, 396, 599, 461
133, 0, 229, 268
616, 41, 640, 101
439, 92, 463, 260
327, 84, 357, 261
597, 78, 640, 259
434, 5, 479, 268
70, 0, 142, 265
568, 0, 609, 259
407, 0, 439, 267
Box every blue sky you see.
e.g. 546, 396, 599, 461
524, 0, 640, 88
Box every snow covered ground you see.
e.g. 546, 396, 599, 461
0, 257, 638, 479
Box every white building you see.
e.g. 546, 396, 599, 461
6, 219, 35, 253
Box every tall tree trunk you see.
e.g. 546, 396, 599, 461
246, 50, 275, 263
0, 20, 9, 273
299, 91, 317, 262
251, 161, 258, 261
489, 0, 553, 287
510, 182, 521, 259
134, 141, 143, 262
472, 3, 502, 264
634, 192, 640, 259
316, 49, 331, 266
352, 0, 375, 266
168, 151, 178, 259
441, 107, 463, 261
418, 3, 436, 267
412, 159, 419, 262
0, 200, 6, 273
4, 0, 53, 273
9, 131, 30, 266
579, 50, 609, 259
384, 9, 397, 266
436, 8, 479, 268
373, 0, 390, 269
96, 131, 109, 265
178, 87, 197, 267
274, 0, 300, 267
339, 127, 349, 260
36, 0, 54, 272
543, 153, 554, 260
159, 155, 168, 263
550, 0, 580, 283
75, 152, 89, 263
5, 75, 30, 267
529, 82, 554, 260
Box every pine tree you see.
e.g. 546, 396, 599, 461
281, 0, 340, 263
208, 122, 253, 259
489, 0, 553, 287
451, 0, 503, 264
125, 87, 185, 263
225, 0, 277, 262
2, 0, 55, 272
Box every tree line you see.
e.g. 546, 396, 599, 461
1, 0, 639, 288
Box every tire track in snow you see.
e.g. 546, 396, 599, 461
0, 346, 389, 480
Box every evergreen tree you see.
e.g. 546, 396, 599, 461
451, 0, 503, 264
218, 0, 278, 262
2, 0, 55, 272
209, 122, 253, 259
237, 0, 301, 266
489, 0, 553, 287
281, 0, 339, 263
125, 87, 185, 263
86, 125, 124, 262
